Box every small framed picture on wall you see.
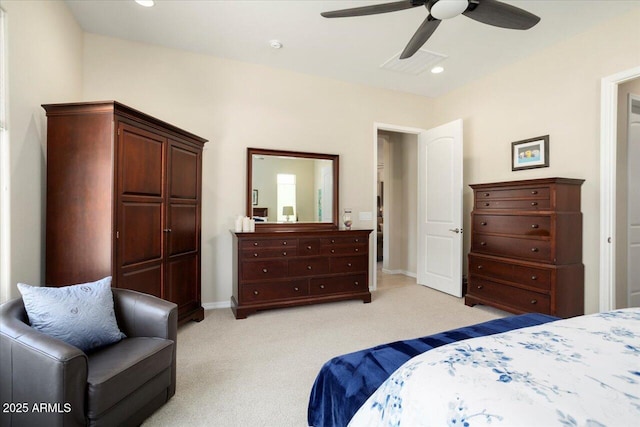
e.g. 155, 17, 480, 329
511, 135, 549, 171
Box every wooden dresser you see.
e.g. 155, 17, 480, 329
465, 178, 584, 318
231, 229, 372, 318
43, 101, 206, 324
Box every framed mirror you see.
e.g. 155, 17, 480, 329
247, 148, 339, 231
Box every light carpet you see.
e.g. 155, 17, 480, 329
144, 276, 507, 426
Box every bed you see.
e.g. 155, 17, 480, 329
309, 308, 640, 427
307, 313, 559, 427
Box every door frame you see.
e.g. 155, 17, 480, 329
372, 122, 426, 291
599, 66, 640, 311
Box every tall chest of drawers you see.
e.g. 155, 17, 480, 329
465, 178, 585, 318
231, 229, 372, 319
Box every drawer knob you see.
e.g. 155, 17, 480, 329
294, 287, 299, 292
480, 242, 487, 246
347, 263, 352, 267
484, 203, 490, 207
354, 281, 359, 286
307, 265, 312, 270
262, 268, 268, 273
307, 245, 312, 250
484, 193, 490, 197
531, 275, 538, 280
481, 221, 487, 226
354, 239, 359, 242
331, 249, 335, 254
477, 285, 483, 289
354, 248, 359, 252
531, 299, 537, 304
477, 265, 483, 269
331, 239, 335, 243
253, 253, 258, 257
531, 247, 539, 252
531, 202, 538, 206
253, 242, 258, 246
319, 284, 325, 289
282, 241, 287, 245
531, 224, 539, 229
282, 251, 287, 256
531, 190, 538, 195
253, 290, 259, 295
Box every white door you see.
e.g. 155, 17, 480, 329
628, 94, 640, 307
417, 119, 463, 297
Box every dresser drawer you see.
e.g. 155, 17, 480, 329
241, 260, 288, 280
321, 244, 367, 256
321, 235, 368, 246
241, 248, 297, 260
469, 279, 550, 313
473, 214, 551, 237
330, 255, 368, 273
472, 234, 551, 262
298, 238, 320, 256
476, 199, 550, 210
468, 254, 551, 291
310, 274, 367, 296
241, 280, 309, 303
240, 238, 297, 250
288, 257, 330, 277
475, 187, 550, 201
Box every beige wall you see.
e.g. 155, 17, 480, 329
1, 1, 83, 302
616, 78, 640, 308
432, 9, 640, 313
81, 33, 434, 305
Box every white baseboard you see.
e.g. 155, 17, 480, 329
202, 301, 231, 310
381, 268, 416, 278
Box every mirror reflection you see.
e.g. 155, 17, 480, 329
247, 148, 338, 227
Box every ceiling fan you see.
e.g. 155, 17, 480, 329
321, 0, 540, 59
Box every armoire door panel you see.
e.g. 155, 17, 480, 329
120, 124, 164, 197
169, 204, 197, 256
166, 255, 199, 314
121, 202, 163, 266
169, 143, 198, 200
120, 264, 163, 298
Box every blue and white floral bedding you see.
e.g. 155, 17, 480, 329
348, 308, 640, 427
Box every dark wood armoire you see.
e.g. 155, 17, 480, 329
43, 101, 207, 324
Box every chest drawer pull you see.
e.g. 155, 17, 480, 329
307, 265, 312, 270
531, 190, 538, 195
484, 193, 490, 197
347, 263, 352, 267
319, 284, 325, 289
262, 268, 268, 273
531, 202, 538, 206
477, 285, 483, 289
253, 253, 258, 257
477, 265, 483, 269
354, 281, 359, 286
331, 249, 335, 253
294, 287, 299, 292
331, 239, 335, 243
282, 241, 287, 245
531, 224, 539, 229
531, 275, 538, 280
307, 245, 312, 250
531, 247, 539, 252
253, 242, 258, 246
354, 248, 359, 252
282, 251, 287, 256
354, 238, 359, 243
484, 203, 490, 207
253, 290, 259, 295
531, 299, 537, 304
480, 242, 487, 246
481, 221, 487, 226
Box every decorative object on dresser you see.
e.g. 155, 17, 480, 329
231, 229, 372, 319
43, 101, 207, 324
466, 177, 585, 318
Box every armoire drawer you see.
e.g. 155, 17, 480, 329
472, 234, 552, 262
469, 279, 550, 314
241, 248, 297, 260
240, 238, 297, 250
475, 199, 550, 210
241, 280, 309, 303
475, 187, 550, 201
330, 255, 368, 273
468, 254, 551, 291
241, 260, 288, 280
310, 274, 367, 296
473, 214, 551, 237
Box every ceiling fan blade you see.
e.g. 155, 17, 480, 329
463, 0, 540, 30
321, 0, 422, 18
399, 15, 441, 59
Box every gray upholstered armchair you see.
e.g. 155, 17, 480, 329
0, 288, 177, 427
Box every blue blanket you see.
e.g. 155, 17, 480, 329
307, 313, 559, 427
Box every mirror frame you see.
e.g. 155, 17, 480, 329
247, 147, 339, 231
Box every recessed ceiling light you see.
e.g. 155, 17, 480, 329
270, 40, 283, 49
431, 66, 444, 74
135, 0, 155, 7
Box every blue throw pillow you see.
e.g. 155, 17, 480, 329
17, 277, 126, 352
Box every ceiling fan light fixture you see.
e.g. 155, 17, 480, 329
134, 0, 155, 7
429, 0, 468, 20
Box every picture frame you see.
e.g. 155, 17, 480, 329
252, 189, 258, 205
511, 135, 549, 171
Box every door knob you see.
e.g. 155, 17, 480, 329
449, 228, 462, 234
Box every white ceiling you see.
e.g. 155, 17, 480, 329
65, 0, 639, 98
